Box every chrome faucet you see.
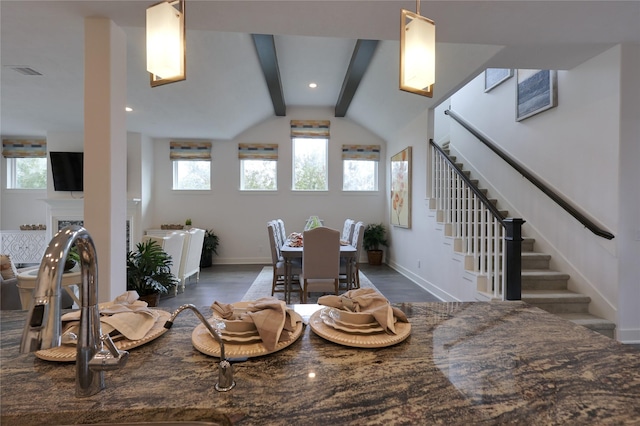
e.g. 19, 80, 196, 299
20, 225, 129, 397
164, 304, 235, 392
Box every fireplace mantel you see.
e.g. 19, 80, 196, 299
41, 198, 141, 250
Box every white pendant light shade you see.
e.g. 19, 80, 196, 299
400, 9, 435, 97
146, 0, 185, 87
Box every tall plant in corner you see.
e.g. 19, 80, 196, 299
363, 223, 388, 265
200, 229, 220, 268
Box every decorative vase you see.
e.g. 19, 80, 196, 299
367, 250, 383, 265
138, 293, 160, 307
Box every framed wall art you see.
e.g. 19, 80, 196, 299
484, 68, 513, 92
516, 69, 558, 121
390, 146, 412, 229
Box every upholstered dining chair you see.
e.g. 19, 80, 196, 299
300, 226, 341, 303
177, 228, 205, 292
341, 221, 365, 290
341, 218, 355, 243
276, 219, 287, 246
267, 222, 301, 299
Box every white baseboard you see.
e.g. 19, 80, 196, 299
386, 259, 457, 302
616, 328, 640, 344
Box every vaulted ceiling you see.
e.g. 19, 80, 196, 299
2, 1, 639, 142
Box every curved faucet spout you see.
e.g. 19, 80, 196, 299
20, 225, 128, 398
164, 304, 236, 392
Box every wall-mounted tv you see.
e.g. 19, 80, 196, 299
50, 151, 83, 192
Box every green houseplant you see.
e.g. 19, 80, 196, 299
126, 240, 178, 306
200, 229, 220, 268
363, 223, 388, 265
64, 244, 80, 271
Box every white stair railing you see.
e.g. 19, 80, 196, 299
430, 142, 511, 300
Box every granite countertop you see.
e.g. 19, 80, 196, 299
2, 302, 640, 425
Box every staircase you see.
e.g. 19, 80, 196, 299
433, 143, 616, 338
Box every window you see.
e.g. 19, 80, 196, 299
343, 160, 378, 191
3, 139, 47, 189
170, 141, 211, 190
342, 145, 380, 191
239, 143, 277, 191
290, 120, 330, 191
292, 137, 328, 191
241, 160, 277, 190
173, 160, 210, 190
6, 158, 47, 189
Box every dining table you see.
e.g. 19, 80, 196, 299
280, 238, 357, 303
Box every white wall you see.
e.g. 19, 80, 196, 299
446, 47, 622, 322
147, 106, 387, 264
616, 43, 640, 343
382, 44, 640, 342
0, 131, 84, 230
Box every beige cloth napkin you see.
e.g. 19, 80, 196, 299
210, 297, 302, 351
318, 288, 408, 334
61, 291, 159, 341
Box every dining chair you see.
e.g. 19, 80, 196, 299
276, 219, 287, 245
267, 222, 301, 299
340, 221, 365, 290
341, 218, 355, 243
177, 228, 205, 292
300, 226, 341, 303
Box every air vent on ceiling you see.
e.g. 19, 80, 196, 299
10, 66, 42, 76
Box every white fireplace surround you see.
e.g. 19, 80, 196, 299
43, 198, 140, 251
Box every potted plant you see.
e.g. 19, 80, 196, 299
363, 223, 388, 265
200, 229, 220, 268
64, 244, 80, 272
126, 240, 178, 306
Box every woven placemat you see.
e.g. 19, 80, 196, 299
35, 309, 172, 362
309, 309, 410, 348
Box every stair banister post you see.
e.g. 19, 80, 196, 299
504, 218, 525, 300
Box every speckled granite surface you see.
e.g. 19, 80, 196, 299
2, 302, 639, 425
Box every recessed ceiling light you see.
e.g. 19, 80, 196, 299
125, 107, 133, 112
308, 82, 318, 88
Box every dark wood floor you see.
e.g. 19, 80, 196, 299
158, 263, 439, 310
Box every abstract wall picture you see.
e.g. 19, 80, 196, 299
516, 69, 558, 121
390, 147, 412, 229
484, 68, 513, 92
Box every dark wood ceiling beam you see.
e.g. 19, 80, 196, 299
252, 34, 286, 116
335, 39, 379, 117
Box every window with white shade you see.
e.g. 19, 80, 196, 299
239, 143, 278, 191
342, 144, 380, 191
290, 120, 330, 191
170, 141, 211, 190
3, 139, 47, 189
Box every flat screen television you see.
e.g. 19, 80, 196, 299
50, 151, 83, 192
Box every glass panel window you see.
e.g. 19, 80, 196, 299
173, 160, 210, 190
6, 157, 47, 189
292, 137, 328, 191
343, 160, 378, 191
241, 159, 277, 191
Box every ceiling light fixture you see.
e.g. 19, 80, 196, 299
400, 0, 435, 97
146, 0, 186, 87
308, 83, 318, 88
125, 107, 133, 112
